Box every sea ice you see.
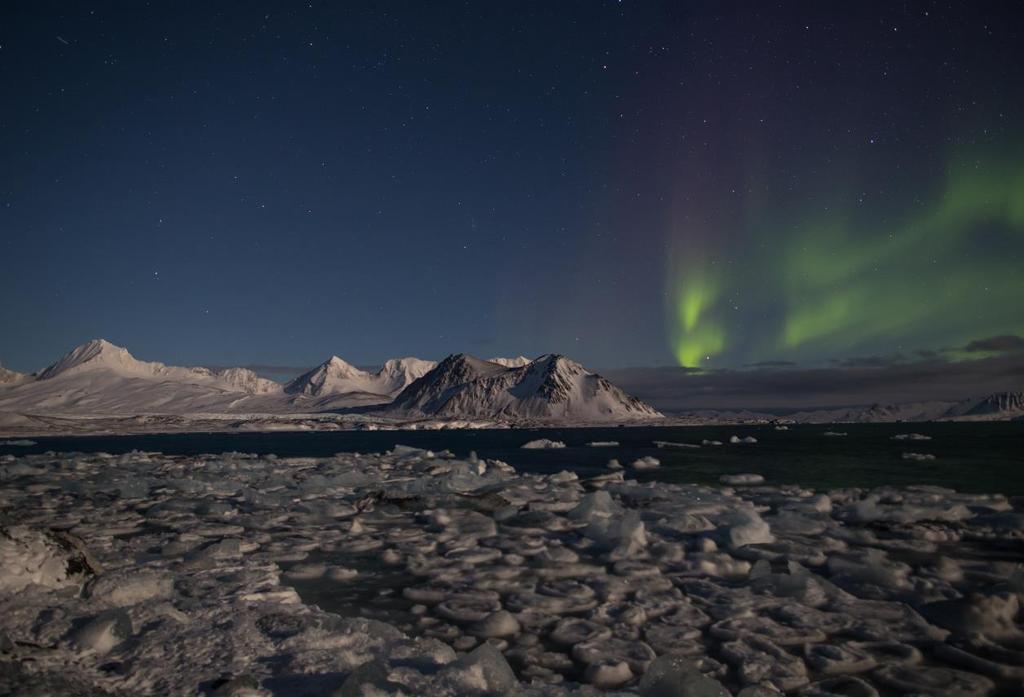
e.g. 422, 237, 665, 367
69, 608, 133, 655
638, 654, 730, 697
719, 473, 765, 485
0, 448, 1017, 696
725, 507, 775, 548
631, 456, 661, 470
521, 439, 566, 449
893, 432, 932, 441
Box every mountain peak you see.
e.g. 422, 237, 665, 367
390, 351, 662, 421
38, 339, 147, 380
284, 354, 435, 398
324, 355, 364, 377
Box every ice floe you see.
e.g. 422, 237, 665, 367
0, 447, 1020, 695
521, 439, 567, 449
631, 456, 661, 470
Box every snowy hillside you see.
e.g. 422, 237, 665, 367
489, 356, 532, 368
389, 353, 663, 422
34, 339, 278, 393
0, 363, 26, 384
0, 340, 284, 415
0, 340, 438, 418
284, 355, 435, 400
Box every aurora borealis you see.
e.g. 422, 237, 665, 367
1, 1, 1022, 388
669, 147, 1024, 367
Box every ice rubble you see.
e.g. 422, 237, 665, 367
522, 439, 568, 449
0, 448, 1021, 696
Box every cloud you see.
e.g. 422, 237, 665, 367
742, 360, 796, 369
830, 354, 908, 369
962, 334, 1024, 354
605, 351, 1024, 413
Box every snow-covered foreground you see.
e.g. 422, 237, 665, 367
1, 449, 1022, 696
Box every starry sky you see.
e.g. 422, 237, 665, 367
2, 1, 1023, 380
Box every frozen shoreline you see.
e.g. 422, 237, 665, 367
1, 448, 1022, 695
0, 411, 680, 439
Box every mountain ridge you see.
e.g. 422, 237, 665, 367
389, 353, 663, 421
284, 355, 436, 399
0, 340, 661, 423
2, 340, 1020, 425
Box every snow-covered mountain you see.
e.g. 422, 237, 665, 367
34, 339, 279, 393
284, 355, 435, 399
777, 392, 1024, 423
0, 363, 26, 384
785, 401, 955, 424
0, 340, 439, 417
0, 339, 283, 415
489, 356, 532, 368
389, 353, 662, 422
947, 391, 1024, 418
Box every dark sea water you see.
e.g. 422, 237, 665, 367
3, 422, 1023, 495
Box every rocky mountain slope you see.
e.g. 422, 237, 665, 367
389, 353, 663, 422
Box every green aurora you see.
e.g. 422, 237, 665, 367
669, 148, 1024, 368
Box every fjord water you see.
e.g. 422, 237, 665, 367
4, 421, 1023, 495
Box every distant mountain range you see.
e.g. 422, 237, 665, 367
0, 339, 660, 423
680, 392, 1024, 424
2, 340, 1021, 429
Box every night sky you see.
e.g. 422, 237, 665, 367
2, 2, 1022, 378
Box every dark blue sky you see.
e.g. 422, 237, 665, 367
2, 2, 1022, 375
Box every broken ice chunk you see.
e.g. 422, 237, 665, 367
720, 473, 764, 485
725, 508, 775, 548
583, 660, 633, 688
521, 439, 566, 449
638, 653, 731, 697
468, 610, 520, 638
69, 609, 132, 655
568, 491, 620, 522
631, 456, 661, 470
439, 643, 518, 694
84, 568, 173, 607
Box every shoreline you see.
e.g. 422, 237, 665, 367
1, 410, 1019, 440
